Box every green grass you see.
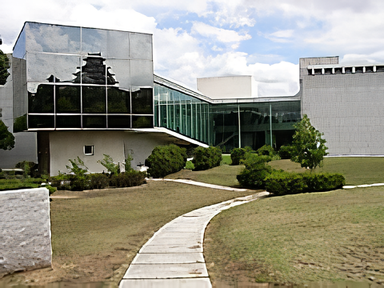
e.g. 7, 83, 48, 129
0, 178, 43, 190
269, 157, 384, 185
205, 187, 384, 285
166, 164, 243, 187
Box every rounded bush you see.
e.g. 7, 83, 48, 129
192, 146, 222, 171
145, 144, 187, 178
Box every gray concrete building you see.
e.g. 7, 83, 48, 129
300, 56, 384, 156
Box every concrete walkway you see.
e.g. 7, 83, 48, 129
119, 181, 268, 288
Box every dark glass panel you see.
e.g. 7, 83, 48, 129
108, 88, 130, 113
83, 86, 106, 113
132, 116, 153, 128
28, 115, 54, 128
56, 116, 81, 128
132, 88, 153, 114
83, 116, 106, 128
28, 85, 54, 113
108, 116, 131, 128
56, 86, 81, 113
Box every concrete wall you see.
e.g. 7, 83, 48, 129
197, 75, 258, 99
49, 131, 173, 175
0, 188, 52, 277
301, 58, 384, 155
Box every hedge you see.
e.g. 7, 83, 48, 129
265, 171, 345, 196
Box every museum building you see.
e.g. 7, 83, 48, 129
1, 22, 384, 174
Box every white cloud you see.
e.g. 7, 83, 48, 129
192, 22, 251, 43
266, 29, 294, 43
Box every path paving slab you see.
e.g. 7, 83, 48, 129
120, 278, 212, 288
123, 263, 208, 278
132, 253, 204, 264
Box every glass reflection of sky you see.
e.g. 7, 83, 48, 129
16, 22, 153, 91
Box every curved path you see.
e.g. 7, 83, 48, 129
119, 180, 268, 288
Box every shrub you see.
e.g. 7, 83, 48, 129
257, 145, 276, 157
265, 171, 345, 196
265, 171, 306, 195
231, 146, 254, 165
278, 145, 294, 159
89, 173, 109, 189
145, 144, 187, 178
302, 173, 345, 192
15, 161, 38, 177
111, 171, 146, 187
192, 146, 222, 171
237, 154, 272, 189
231, 148, 246, 165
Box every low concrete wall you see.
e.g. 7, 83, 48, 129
0, 188, 52, 277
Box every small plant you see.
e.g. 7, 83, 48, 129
98, 154, 119, 175
66, 157, 89, 191
124, 154, 134, 172
290, 114, 328, 171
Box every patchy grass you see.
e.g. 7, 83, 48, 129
269, 157, 384, 185
0, 181, 253, 286
205, 187, 384, 285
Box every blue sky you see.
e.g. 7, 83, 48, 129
2, 0, 384, 96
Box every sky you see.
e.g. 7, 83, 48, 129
2, 0, 384, 96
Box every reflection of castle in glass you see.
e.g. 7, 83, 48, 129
73, 53, 118, 85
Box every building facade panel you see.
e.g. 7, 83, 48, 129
301, 57, 384, 155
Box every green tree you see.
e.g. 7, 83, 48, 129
0, 120, 15, 150
0, 50, 10, 85
290, 114, 328, 171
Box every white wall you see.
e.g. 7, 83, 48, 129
49, 131, 172, 175
0, 188, 51, 277
197, 76, 258, 99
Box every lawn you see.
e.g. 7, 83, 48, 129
205, 187, 384, 285
0, 180, 253, 286
269, 157, 384, 185
204, 157, 384, 286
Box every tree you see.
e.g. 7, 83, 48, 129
290, 114, 328, 171
0, 49, 10, 85
0, 120, 15, 150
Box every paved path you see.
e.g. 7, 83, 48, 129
119, 184, 269, 288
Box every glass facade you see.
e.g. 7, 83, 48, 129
154, 82, 300, 151
13, 22, 154, 130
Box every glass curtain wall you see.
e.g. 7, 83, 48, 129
154, 82, 300, 151
211, 101, 300, 151
154, 84, 210, 143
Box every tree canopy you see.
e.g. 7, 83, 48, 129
0, 50, 10, 85
290, 114, 328, 170
0, 120, 15, 150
